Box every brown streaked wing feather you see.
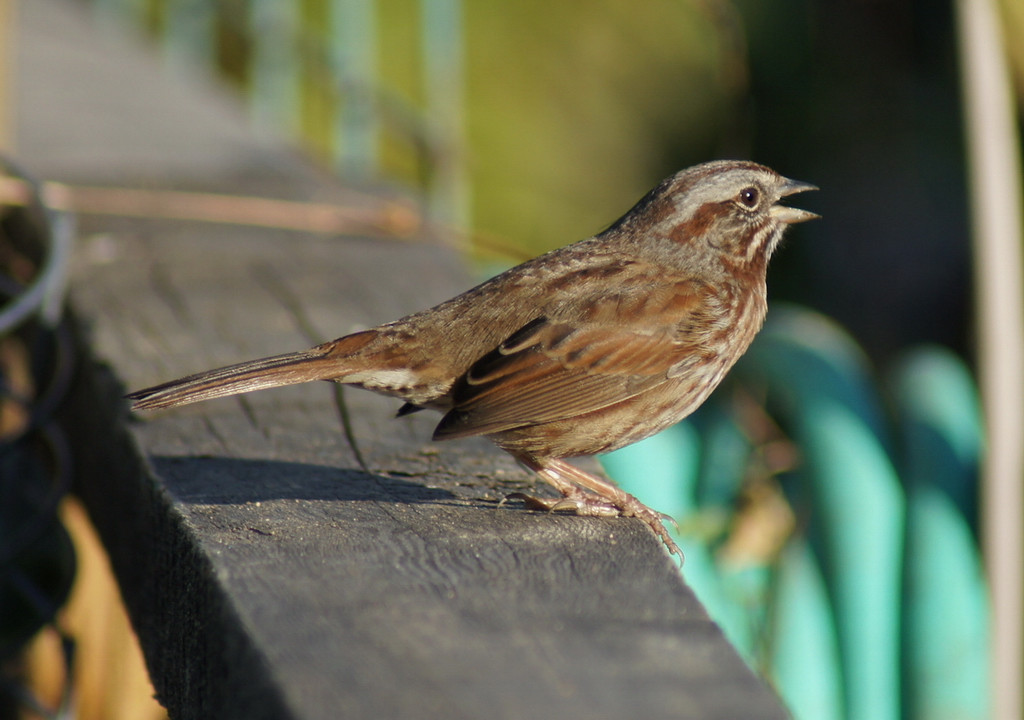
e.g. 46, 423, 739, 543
433, 279, 713, 440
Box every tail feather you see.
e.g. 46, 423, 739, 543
127, 349, 349, 410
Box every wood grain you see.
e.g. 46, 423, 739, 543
53, 216, 788, 720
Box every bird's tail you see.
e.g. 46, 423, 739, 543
127, 331, 377, 410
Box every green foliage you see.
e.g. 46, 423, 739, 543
465, 0, 744, 254
121, 0, 745, 256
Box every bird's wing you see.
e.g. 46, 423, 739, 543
432, 277, 718, 440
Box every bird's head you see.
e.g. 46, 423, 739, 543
611, 160, 818, 271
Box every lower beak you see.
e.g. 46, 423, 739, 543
770, 205, 820, 224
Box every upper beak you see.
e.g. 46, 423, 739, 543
780, 178, 818, 197
771, 177, 819, 224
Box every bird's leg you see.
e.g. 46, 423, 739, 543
512, 454, 681, 557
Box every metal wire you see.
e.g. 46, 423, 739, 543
0, 157, 73, 333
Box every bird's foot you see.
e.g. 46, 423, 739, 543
503, 489, 621, 516
511, 454, 682, 558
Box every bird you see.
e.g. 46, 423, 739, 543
127, 160, 818, 556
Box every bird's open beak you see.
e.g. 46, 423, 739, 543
771, 177, 819, 224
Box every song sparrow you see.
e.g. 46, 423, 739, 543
128, 160, 817, 556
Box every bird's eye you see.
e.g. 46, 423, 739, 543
739, 186, 760, 208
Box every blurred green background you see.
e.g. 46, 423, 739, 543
91, 0, 1008, 366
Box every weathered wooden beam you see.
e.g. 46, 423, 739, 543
60, 216, 788, 719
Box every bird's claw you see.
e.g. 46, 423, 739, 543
500, 488, 682, 559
